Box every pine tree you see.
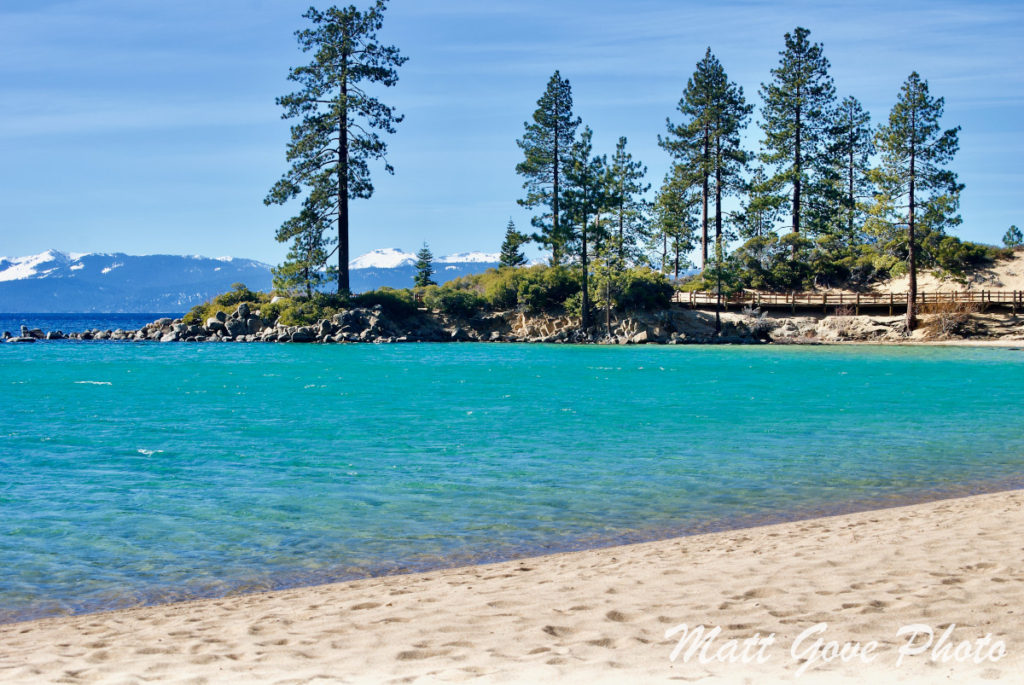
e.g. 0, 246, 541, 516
828, 96, 874, 240
653, 166, 699, 279
265, 2, 407, 295
735, 165, 785, 240
1003, 225, 1023, 248
516, 71, 581, 266
271, 195, 336, 297
607, 137, 651, 265
563, 126, 607, 330
414, 243, 436, 287
499, 219, 529, 267
660, 49, 749, 270
870, 72, 962, 330
710, 63, 752, 260
759, 27, 836, 251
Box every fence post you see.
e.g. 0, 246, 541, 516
889, 292, 894, 317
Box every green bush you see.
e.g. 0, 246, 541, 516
614, 267, 674, 311
423, 285, 486, 318
352, 287, 420, 319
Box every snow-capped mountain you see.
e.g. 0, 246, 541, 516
345, 248, 500, 292
0, 249, 502, 312
349, 248, 417, 270
0, 250, 274, 313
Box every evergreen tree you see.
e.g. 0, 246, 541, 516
710, 63, 752, 260
1004, 225, 1023, 248
499, 219, 529, 267
660, 49, 749, 270
653, 166, 699, 279
414, 243, 436, 287
265, 2, 407, 295
827, 96, 874, 239
735, 165, 784, 240
563, 126, 607, 330
759, 27, 836, 250
607, 137, 651, 264
516, 71, 581, 265
272, 200, 335, 297
869, 72, 962, 330
659, 49, 718, 270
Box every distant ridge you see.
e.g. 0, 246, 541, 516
0, 249, 501, 312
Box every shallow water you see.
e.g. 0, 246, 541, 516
1, 342, 1022, 622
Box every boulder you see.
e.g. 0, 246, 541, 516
215, 311, 227, 323
206, 317, 227, 333
290, 327, 315, 343
154, 317, 173, 327
630, 330, 650, 344
246, 317, 263, 335
46, 331, 64, 340
236, 303, 250, 319
7, 336, 35, 343
225, 318, 247, 338
160, 332, 178, 343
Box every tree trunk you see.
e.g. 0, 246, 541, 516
338, 57, 350, 295
792, 93, 801, 260
552, 111, 561, 267
714, 129, 723, 262
581, 209, 590, 331
618, 191, 625, 264
907, 107, 918, 331
701, 125, 709, 270
848, 106, 855, 237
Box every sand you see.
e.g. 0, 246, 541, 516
878, 249, 1024, 294
2, 491, 1024, 684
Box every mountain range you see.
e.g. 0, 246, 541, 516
0, 249, 500, 313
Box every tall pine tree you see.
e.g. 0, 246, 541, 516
660, 49, 748, 270
265, 2, 407, 295
516, 71, 581, 266
824, 96, 874, 240
759, 27, 836, 252
607, 137, 651, 265
869, 72, 962, 330
653, 166, 699, 279
563, 126, 607, 330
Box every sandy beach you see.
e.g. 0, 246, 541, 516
1, 490, 1022, 683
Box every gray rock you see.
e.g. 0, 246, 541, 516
291, 327, 315, 343
20, 325, 29, 337
215, 311, 227, 323
7, 336, 35, 343
225, 318, 247, 338
630, 330, 650, 344
160, 332, 178, 342
236, 303, 250, 319
154, 317, 173, 327
206, 317, 227, 333
46, 331, 64, 340
246, 317, 262, 335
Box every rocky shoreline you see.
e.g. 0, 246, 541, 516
6, 301, 1024, 345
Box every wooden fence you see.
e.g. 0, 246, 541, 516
674, 289, 1024, 315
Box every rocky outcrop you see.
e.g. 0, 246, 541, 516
12, 304, 1024, 345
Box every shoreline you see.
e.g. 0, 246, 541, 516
4, 490, 1023, 683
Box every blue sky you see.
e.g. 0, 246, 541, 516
1, 0, 1021, 264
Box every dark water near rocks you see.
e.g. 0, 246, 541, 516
0, 313, 181, 335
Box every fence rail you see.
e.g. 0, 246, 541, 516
673, 289, 1024, 315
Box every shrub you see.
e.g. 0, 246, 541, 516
352, 287, 419, 319
614, 267, 674, 311
921, 301, 982, 338
423, 286, 486, 318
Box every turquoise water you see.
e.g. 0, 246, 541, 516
2, 342, 1023, 623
